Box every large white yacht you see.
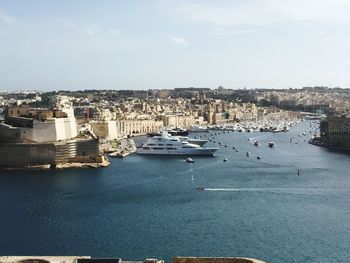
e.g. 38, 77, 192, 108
147, 131, 208, 146
137, 133, 218, 156
190, 125, 209, 132
177, 136, 208, 146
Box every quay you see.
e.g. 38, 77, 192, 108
108, 138, 137, 158
308, 137, 350, 152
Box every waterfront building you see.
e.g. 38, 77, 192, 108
320, 116, 350, 148
90, 120, 118, 139
162, 114, 194, 129
116, 119, 163, 137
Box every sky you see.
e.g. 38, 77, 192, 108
1, 0, 350, 91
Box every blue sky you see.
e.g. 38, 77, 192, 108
1, 0, 350, 91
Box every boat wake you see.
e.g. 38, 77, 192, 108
202, 187, 321, 195
205, 188, 277, 192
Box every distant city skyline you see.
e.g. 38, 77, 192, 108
1, 0, 350, 91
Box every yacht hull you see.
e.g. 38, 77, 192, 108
137, 148, 218, 156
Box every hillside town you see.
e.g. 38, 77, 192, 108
0, 86, 350, 168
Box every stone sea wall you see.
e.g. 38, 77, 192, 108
0, 139, 103, 168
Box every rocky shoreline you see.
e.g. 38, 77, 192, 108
1, 156, 110, 170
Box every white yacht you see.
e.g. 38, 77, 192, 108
177, 136, 208, 146
190, 125, 209, 132
148, 131, 208, 146
137, 133, 218, 156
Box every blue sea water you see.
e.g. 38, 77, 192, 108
0, 121, 349, 263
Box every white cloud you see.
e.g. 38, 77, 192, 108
169, 0, 350, 29
85, 24, 100, 36
170, 36, 188, 45
0, 9, 17, 26
217, 28, 258, 36
109, 28, 121, 35
58, 18, 120, 37
58, 18, 82, 31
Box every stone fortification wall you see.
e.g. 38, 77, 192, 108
0, 123, 21, 143
60, 117, 78, 140
91, 121, 112, 139
0, 139, 100, 168
31, 120, 58, 142
320, 117, 350, 148
76, 139, 100, 156
2, 116, 78, 143
54, 141, 77, 163
5, 116, 33, 128
0, 142, 56, 167
32, 117, 77, 142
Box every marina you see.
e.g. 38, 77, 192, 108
1, 1, 350, 261
0, 120, 349, 263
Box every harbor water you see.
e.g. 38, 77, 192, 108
0, 121, 349, 263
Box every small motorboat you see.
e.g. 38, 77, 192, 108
246, 152, 250, 157
268, 142, 276, 148
257, 156, 262, 160
254, 141, 260, 146
224, 144, 228, 147
197, 187, 205, 192
223, 158, 228, 162
186, 157, 195, 163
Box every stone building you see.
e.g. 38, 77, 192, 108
90, 120, 118, 139
0, 105, 104, 168
116, 119, 163, 137
320, 116, 350, 148
162, 114, 194, 128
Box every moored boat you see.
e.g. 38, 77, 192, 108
137, 132, 218, 156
